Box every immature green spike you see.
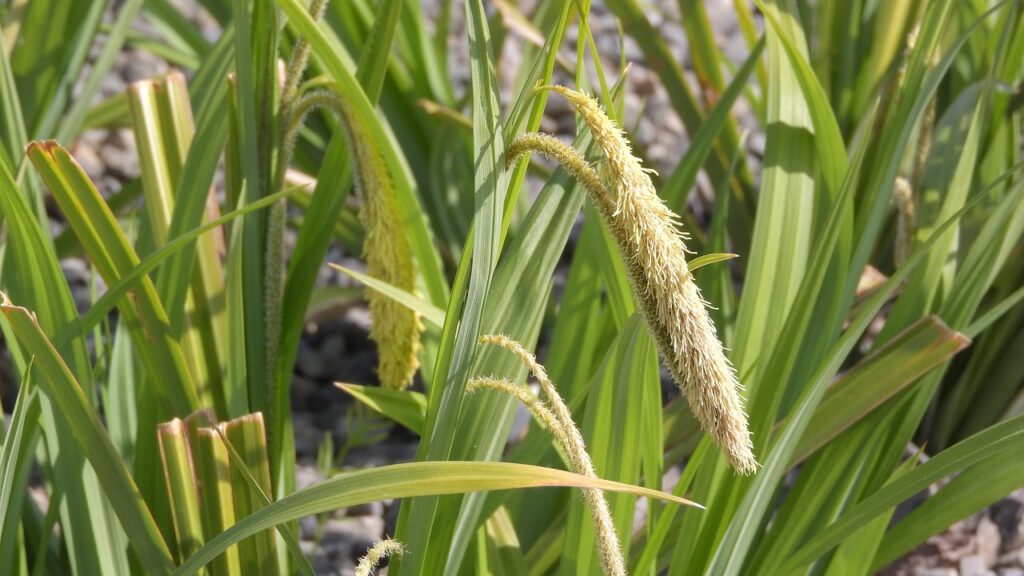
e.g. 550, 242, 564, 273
337, 98, 423, 390
516, 85, 757, 475
275, 88, 422, 390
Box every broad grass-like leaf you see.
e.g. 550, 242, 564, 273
151, 30, 236, 374
872, 443, 1024, 569
0, 363, 39, 574
27, 141, 200, 415
190, 424, 243, 576
336, 383, 427, 435
129, 71, 228, 412
158, 420, 207, 564
0, 142, 128, 575
329, 262, 446, 328
706, 150, 1003, 576
780, 414, 1024, 574
173, 461, 701, 576
0, 295, 175, 575
790, 316, 970, 464
393, 0, 513, 569
731, 0, 816, 383
562, 314, 658, 574
222, 414, 281, 574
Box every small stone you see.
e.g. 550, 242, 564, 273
100, 73, 126, 99
295, 463, 325, 491
98, 131, 139, 179
916, 569, 959, 576
318, 334, 347, 379
978, 517, 1002, 567
296, 341, 326, 379
290, 376, 318, 411
299, 515, 320, 540
961, 554, 992, 576
292, 413, 323, 458
78, 129, 107, 148
991, 497, 1024, 551
71, 142, 104, 181
320, 517, 384, 560
343, 307, 372, 333
997, 550, 1024, 568
119, 48, 168, 83
299, 539, 330, 575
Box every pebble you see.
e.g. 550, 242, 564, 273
979, 517, 1003, 567
961, 554, 993, 576
71, 141, 104, 181
292, 413, 325, 458
295, 463, 325, 492
98, 130, 140, 179
992, 494, 1024, 551
290, 376, 318, 412
998, 550, 1024, 568
296, 341, 327, 379
320, 517, 384, 559
299, 539, 330, 573
917, 568, 959, 576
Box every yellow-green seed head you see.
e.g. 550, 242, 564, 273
542, 85, 757, 475
475, 335, 626, 576
354, 539, 403, 576
338, 99, 423, 390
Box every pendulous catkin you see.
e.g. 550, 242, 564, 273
512, 85, 757, 475
339, 97, 423, 390
473, 335, 626, 576
280, 89, 422, 390
268, 0, 420, 391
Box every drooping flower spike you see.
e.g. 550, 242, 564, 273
279, 90, 423, 390
471, 335, 627, 576
507, 85, 757, 475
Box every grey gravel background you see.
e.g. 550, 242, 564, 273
2, 0, 1021, 574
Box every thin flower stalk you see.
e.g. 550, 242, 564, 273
477, 335, 626, 576
281, 0, 329, 106
510, 86, 757, 474
265, 0, 330, 410
354, 539, 403, 576
505, 132, 616, 219
467, 377, 563, 442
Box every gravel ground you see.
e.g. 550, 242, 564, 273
2, 1, 1022, 575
